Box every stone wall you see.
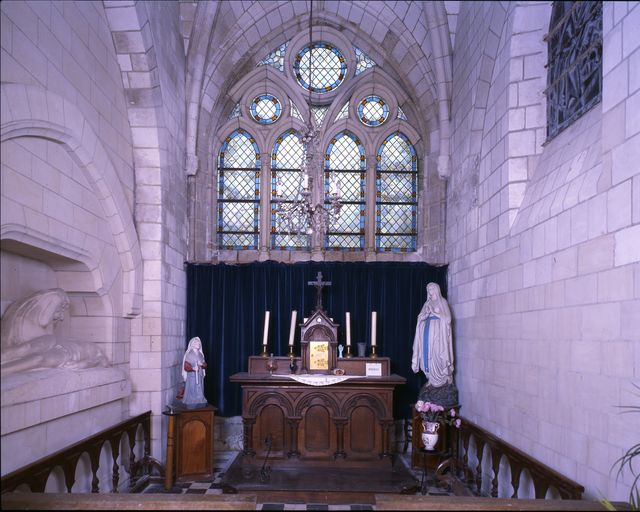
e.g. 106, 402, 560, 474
447, 1, 639, 501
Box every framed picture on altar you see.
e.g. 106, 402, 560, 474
309, 341, 329, 370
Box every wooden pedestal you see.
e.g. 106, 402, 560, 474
175, 405, 216, 481
411, 405, 460, 471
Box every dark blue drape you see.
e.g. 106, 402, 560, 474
186, 261, 447, 418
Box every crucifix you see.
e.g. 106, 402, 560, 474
308, 271, 331, 312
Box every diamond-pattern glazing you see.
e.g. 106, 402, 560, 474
312, 106, 329, 127
335, 101, 349, 121
228, 102, 241, 119
354, 46, 376, 75
357, 95, 389, 126
290, 99, 304, 121
250, 94, 281, 124
257, 41, 289, 72
397, 106, 408, 120
294, 42, 347, 93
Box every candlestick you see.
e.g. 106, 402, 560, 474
371, 311, 377, 347
288, 310, 297, 346
345, 344, 352, 358
261, 311, 270, 357
370, 345, 378, 358
345, 312, 351, 346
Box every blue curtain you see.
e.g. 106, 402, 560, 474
186, 261, 447, 418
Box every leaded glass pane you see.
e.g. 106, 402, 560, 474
270, 129, 310, 249
312, 105, 329, 127
249, 94, 282, 124
354, 46, 376, 75
228, 102, 241, 119
217, 129, 260, 249
257, 41, 289, 72
357, 95, 389, 126
294, 42, 347, 93
376, 132, 417, 252
290, 98, 304, 121
397, 106, 408, 120
325, 131, 365, 250
546, 1, 602, 140
335, 101, 349, 121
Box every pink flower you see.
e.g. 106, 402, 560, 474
450, 409, 456, 417
455, 419, 462, 428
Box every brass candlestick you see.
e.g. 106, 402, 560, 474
287, 346, 295, 358
260, 345, 268, 357
345, 345, 353, 358
369, 346, 378, 358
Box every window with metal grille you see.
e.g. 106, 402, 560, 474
294, 42, 347, 93
217, 129, 261, 249
376, 132, 417, 252
270, 129, 310, 249
545, 1, 602, 140
325, 131, 366, 250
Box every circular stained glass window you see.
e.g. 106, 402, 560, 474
250, 94, 282, 124
357, 95, 389, 126
293, 42, 347, 94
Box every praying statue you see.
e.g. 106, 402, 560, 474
1, 288, 109, 376
411, 282, 458, 406
180, 336, 208, 408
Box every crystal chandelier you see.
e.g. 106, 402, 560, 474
274, 0, 342, 238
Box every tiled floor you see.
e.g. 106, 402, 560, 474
142, 450, 453, 510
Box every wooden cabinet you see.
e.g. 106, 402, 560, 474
175, 405, 216, 481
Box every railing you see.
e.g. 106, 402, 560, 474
456, 417, 584, 500
1, 412, 161, 494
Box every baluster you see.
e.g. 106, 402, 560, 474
88, 442, 102, 493
490, 447, 501, 497
475, 438, 485, 496
126, 425, 138, 489
28, 470, 50, 493
510, 462, 522, 498
461, 430, 472, 485
534, 479, 548, 499
109, 434, 121, 493
62, 453, 81, 492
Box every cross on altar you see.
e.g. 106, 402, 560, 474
308, 271, 331, 312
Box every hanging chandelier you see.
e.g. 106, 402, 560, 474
274, 0, 342, 238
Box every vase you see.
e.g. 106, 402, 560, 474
421, 421, 440, 450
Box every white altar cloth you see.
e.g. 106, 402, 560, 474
284, 374, 366, 386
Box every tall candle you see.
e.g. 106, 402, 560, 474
345, 312, 351, 346
263, 311, 270, 347
371, 311, 377, 347
288, 310, 297, 346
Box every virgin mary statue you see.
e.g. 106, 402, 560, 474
411, 282, 458, 405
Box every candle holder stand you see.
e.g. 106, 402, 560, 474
369, 346, 378, 358
287, 346, 295, 358
260, 345, 268, 357
345, 345, 353, 358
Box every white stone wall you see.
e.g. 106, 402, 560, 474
448, 1, 639, 501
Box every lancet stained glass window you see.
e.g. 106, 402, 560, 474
546, 1, 602, 140
376, 132, 417, 252
294, 42, 347, 93
325, 130, 366, 250
270, 129, 310, 249
217, 129, 261, 249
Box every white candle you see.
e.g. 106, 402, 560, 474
288, 310, 297, 346
345, 312, 351, 346
371, 311, 377, 347
263, 311, 270, 347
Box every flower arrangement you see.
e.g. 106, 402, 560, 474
415, 400, 462, 429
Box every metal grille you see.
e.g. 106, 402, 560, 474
357, 95, 389, 126
270, 130, 310, 249
375, 132, 417, 252
325, 131, 365, 250
546, 1, 602, 140
335, 100, 349, 121
311, 105, 329, 128
354, 46, 376, 75
293, 42, 347, 93
217, 129, 260, 249
257, 41, 289, 72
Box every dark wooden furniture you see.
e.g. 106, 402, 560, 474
0, 412, 158, 494
175, 405, 216, 482
231, 355, 405, 468
457, 417, 584, 499
411, 404, 460, 472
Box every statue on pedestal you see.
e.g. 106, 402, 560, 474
180, 336, 208, 408
411, 282, 458, 407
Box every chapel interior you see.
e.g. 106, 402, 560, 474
0, 0, 638, 509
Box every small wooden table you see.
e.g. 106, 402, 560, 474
418, 447, 453, 495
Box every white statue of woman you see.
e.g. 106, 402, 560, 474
411, 282, 454, 388
1, 288, 109, 376
180, 336, 208, 408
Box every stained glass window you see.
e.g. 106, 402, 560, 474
335, 101, 349, 121
546, 1, 602, 140
217, 129, 261, 249
357, 95, 389, 127
257, 41, 289, 72
311, 105, 329, 128
397, 106, 408, 120
290, 98, 304, 121
270, 129, 310, 249
294, 42, 347, 93
325, 130, 366, 250
249, 94, 282, 124
354, 46, 376, 75
375, 132, 417, 252
228, 102, 241, 119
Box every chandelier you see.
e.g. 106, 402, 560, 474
274, 1, 342, 238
